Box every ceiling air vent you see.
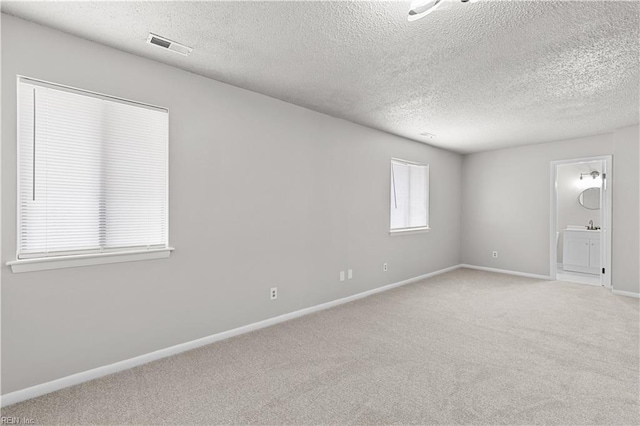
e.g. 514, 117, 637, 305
146, 33, 193, 56
420, 132, 436, 140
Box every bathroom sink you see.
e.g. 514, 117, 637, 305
565, 226, 600, 231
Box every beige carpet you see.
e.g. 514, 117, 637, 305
3, 268, 639, 425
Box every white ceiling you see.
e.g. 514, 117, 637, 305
2, 1, 639, 153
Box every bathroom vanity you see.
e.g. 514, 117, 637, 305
563, 228, 600, 275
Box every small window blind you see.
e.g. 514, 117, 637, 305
390, 159, 429, 231
17, 77, 169, 259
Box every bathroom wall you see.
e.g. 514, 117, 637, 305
556, 161, 602, 263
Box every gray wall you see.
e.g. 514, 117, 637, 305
611, 125, 640, 295
1, 15, 463, 394
462, 127, 639, 293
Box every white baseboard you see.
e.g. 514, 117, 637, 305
612, 289, 640, 299
459, 264, 551, 280
1, 264, 462, 408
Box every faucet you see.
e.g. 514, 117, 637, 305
587, 220, 599, 230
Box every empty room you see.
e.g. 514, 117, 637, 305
1, 1, 639, 425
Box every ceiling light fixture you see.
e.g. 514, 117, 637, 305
146, 33, 193, 56
408, 0, 479, 22
408, 0, 445, 21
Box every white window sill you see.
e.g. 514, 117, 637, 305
390, 227, 431, 236
6, 247, 174, 273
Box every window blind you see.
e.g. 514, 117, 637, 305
390, 159, 429, 231
17, 77, 169, 259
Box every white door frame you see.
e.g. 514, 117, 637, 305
549, 155, 612, 289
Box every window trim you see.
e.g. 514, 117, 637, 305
389, 157, 430, 234
389, 226, 431, 236
7, 247, 175, 273
10, 76, 172, 272
17, 76, 168, 112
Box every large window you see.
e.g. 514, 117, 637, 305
12, 77, 170, 271
390, 158, 429, 232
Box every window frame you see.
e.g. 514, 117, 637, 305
389, 158, 430, 235
8, 76, 173, 273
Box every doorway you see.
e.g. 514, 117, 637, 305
550, 156, 612, 289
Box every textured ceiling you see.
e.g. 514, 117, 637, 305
2, 1, 639, 153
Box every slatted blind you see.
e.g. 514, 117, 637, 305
390, 159, 429, 231
17, 77, 169, 259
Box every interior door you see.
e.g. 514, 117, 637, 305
599, 158, 611, 289
590, 239, 601, 269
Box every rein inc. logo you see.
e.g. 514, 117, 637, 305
1, 417, 35, 425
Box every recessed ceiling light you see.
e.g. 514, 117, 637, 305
146, 33, 193, 56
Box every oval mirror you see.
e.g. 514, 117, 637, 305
578, 187, 600, 210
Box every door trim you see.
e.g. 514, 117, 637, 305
550, 155, 612, 289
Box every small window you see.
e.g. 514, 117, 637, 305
15, 77, 169, 263
390, 159, 429, 232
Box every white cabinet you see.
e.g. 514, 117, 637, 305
563, 229, 600, 275
564, 238, 590, 267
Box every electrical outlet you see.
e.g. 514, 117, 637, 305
270, 287, 277, 300
340, 271, 345, 281
492, 251, 498, 259
348, 269, 353, 279
383, 263, 388, 272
